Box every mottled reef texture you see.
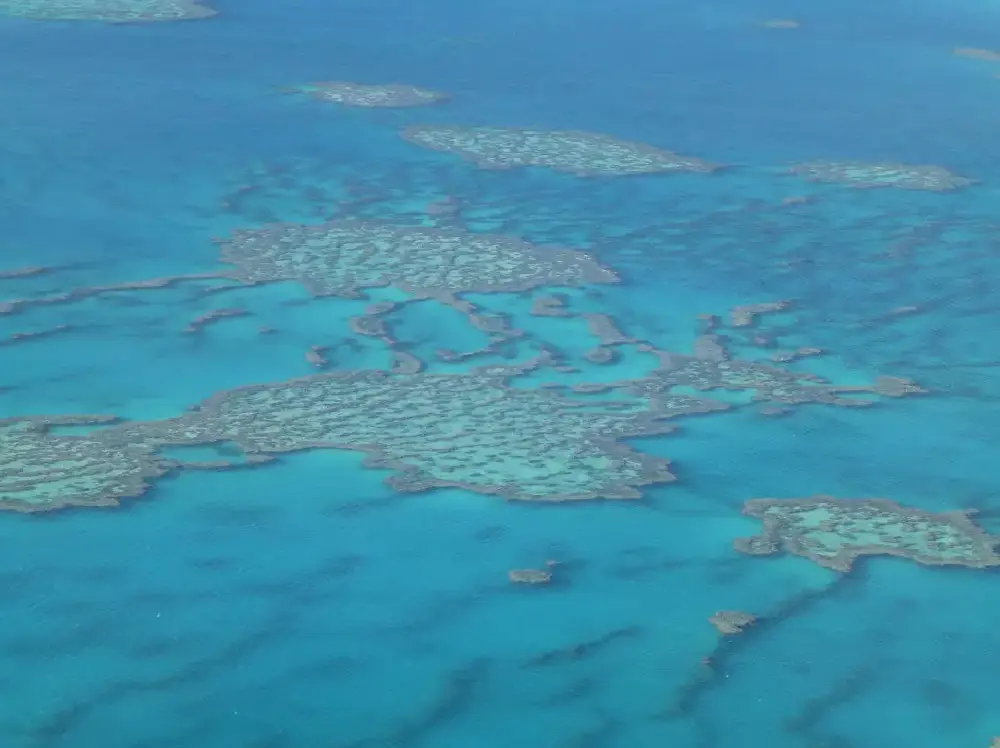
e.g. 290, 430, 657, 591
0, 0, 214, 21
215, 219, 618, 298
0, 213, 926, 515
593, 348, 922, 410
789, 160, 973, 191
508, 569, 552, 585
708, 610, 756, 635
401, 125, 718, 176
0, 309, 925, 512
0, 371, 677, 512
0, 221, 615, 326
287, 81, 448, 108
735, 496, 1000, 572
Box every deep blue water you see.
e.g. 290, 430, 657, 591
2, 0, 1000, 746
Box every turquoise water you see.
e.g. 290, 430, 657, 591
2, 0, 1000, 746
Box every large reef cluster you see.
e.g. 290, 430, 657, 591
0, 286, 929, 513
735, 496, 1000, 572
216, 219, 618, 298
1, 372, 676, 512
0, 416, 164, 511
789, 160, 973, 191
288, 81, 448, 108
564, 302, 923, 411
401, 125, 718, 176
0, 0, 215, 21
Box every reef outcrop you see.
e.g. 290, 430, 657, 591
215, 219, 619, 298
734, 496, 1000, 572
0, 0, 215, 21
708, 610, 756, 635
0, 371, 677, 512
401, 125, 718, 176
789, 161, 973, 191
288, 81, 448, 108
508, 569, 552, 585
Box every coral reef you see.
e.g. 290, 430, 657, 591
508, 569, 552, 585
0, 272, 221, 317
0, 371, 678, 512
735, 496, 1000, 572
760, 19, 799, 29
216, 219, 619, 298
530, 295, 572, 317
401, 125, 718, 176
789, 161, 973, 191
0, 416, 162, 513
729, 301, 790, 327
183, 308, 248, 334
769, 347, 823, 364
0, 266, 49, 279
953, 48, 1000, 62
305, 345, 330, 369
0, 0, 215, 21
708, 610, 756, 635
630, 347, 898, 408
0, 264, 925, 515
3, 324, 74, 345
288, 81, 448, 108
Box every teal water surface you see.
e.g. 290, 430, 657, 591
1, 0, 1000, 746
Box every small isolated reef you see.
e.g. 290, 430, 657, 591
286, 82, 449, 108
401, 125, 720, 176
735, 496, 1000, 572
0, 0, 215, 21
788, 161, 974, 191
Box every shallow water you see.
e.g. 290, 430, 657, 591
2, 0, 1000, 746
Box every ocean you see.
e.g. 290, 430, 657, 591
1, 0, 999, 746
